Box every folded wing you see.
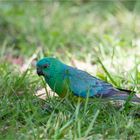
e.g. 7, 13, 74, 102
65, 67, 118, 98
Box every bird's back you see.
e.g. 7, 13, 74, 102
64, 66, 117, 98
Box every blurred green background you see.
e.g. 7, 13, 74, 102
0, 1, 140, 139
0, 0, 140, 57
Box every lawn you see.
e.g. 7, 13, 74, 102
0, 1, 140, 139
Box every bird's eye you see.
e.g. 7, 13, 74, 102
43, 64, 49, 69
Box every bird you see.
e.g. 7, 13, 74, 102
36, 57, 140, 102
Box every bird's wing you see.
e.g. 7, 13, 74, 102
64, 67, 117, 98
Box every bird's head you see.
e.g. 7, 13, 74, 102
36, 57, 63, 78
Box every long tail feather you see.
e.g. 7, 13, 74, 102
107, 89, 140, 103
110, 93, 140, 103
116, 88, 135, 94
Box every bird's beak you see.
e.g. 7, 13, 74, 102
37, 68, 44, 76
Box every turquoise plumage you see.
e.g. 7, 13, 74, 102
64, 66, 114, 98
36, 57, 140, 102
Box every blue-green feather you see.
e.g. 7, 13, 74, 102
63, 66, 117, 98
37, 57, 140, 102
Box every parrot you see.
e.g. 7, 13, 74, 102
36, 57, 140, 102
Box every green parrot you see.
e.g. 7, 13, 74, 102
36, 57, 139, 102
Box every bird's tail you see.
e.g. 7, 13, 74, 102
107, 88, 140, 103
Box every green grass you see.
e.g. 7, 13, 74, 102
0, 1, 140, 139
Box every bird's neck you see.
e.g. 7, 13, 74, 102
45, 64, 68, 97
